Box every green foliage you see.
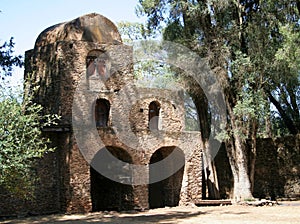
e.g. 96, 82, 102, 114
163, 20, 184, 42
117, 21, 147, 44
0, 38, 23, 79
0, 83, 59, 198
137, 0, 300, 137
266, 22, 300, 135
136, 0, 168, 30
0, 35, 59, 198
230, 51, 270, 139
135, 60, 180, 89
275, 24, 300, 75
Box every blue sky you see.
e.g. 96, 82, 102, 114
0, 0, 145, 83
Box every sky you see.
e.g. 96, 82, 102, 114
0, 0, 145, 83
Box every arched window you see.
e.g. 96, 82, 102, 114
86, 51, 109, 78
149, 101, 160, 130
86, 50, 110, 90
95, 99, 110, 127
86, 55, 96, 77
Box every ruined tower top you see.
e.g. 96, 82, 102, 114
25, 13, 130, 126
34, 13, 122, 47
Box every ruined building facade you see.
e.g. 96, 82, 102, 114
8, 13, 203, 214
0, 13, 299, 217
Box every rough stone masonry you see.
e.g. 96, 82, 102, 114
19, 13, 203, 214
0, 12, 299, 218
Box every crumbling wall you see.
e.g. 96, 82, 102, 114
0, 132, 64, 217
274, 135, 300, 199
215, 135, 300, 200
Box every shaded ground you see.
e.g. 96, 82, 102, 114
2, 201, 300, 224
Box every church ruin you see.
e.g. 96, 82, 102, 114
0, 13, 299, 217
22, 13, 203, 213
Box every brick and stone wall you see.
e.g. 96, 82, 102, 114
0, 132, 65, 217
254, 135, 300, 199
215, 135, 300, 200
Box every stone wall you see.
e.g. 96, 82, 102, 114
215, 135, 300, 200
0, 132, 65, 217
254, 135, 300, 199
25, 41, 133, 127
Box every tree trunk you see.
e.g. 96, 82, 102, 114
225, 95, 253, 201
226, 135, 253, 201
249, 119, 257, 193
202, 141, 220, 199
192, 90, 220, 199
265, 111, 272, 138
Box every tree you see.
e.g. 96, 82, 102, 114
0, 38, 59, 198
0, 38, 23, 79
268, 23, 300, 135
117, 21, 151, 44
137, 0, 300, 200
0, 85, 59, 197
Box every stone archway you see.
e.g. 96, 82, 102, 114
90, 146, 134, 211
148, 146, 185, 209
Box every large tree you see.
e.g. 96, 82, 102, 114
137, 0, 300, 200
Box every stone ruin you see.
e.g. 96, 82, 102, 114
22, 13, 203, 213
0, 13, 299, 217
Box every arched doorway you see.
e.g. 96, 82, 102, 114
149, 147, 185, 209
95, 99, 110, 127
148, 101, 160, 130
90, 146, 134, 211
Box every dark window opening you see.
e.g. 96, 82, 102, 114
95, 99, 110, 127
149, 101, 160, 130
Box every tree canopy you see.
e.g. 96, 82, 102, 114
136, 0, 300, 200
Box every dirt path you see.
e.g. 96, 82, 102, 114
2, 201, 300, 224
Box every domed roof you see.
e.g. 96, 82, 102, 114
34, 13, 122, 47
